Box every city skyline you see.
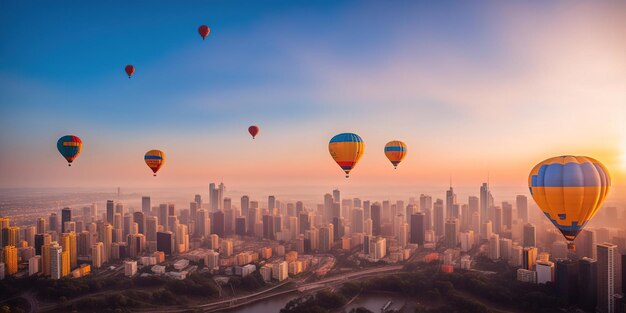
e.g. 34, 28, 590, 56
2, 1, 626, 189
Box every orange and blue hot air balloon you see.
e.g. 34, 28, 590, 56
384, 140, 407, 169
57, 135, 82, 166
528, 155, 610, 250
328, 133, 364, 178
145, 150, 165, 176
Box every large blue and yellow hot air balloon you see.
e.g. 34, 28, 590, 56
145, 150, 165, 176
528, 155, 610, 250
57, 135, 82, 166
384, 140, 407, 169
329, 133, 364, 178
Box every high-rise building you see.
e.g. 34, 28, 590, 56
212, 210, 225, 237
50, 242, 63, 279
369, 236, 386, 261
106, 200, 114, 224
92, 242, 103, 268
575, 229, 597, 260
501, 201, 512, 231
353, 208, 364, 234
158, 204, 168, 230
536, 260, 554, 284
49, 213, 58, 233
410, 213, 425, 245
488, 234, 500, 260
433, 199, 444, 237
444, 218, 459, 249
209, 182, 225, 211
3, 245, 17, 275
332, 189, 340, 203
36, 217, 47, 234
523, 223, 536, 247
141, 196, 151, 213
493, 206, 502, 234
133, 211, 145, 235
445, 185, 457, 218
555, 259, 578, 305
579, 257, 598, 311
268, 195, 276, 211
370, 203, 381, 236
319, 225, 333, 253
522, 247, 537, 270
156, 231, 174, 256
499, 237, 512, 261
516, 195, 528, 223
597, 242, 617, 313
235, 217, 246, 236
479, 183, 492, 235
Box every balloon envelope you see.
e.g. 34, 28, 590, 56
57, 135, 82, 166
125, 65, 135, 78
528, 155, 610, 242
248, 126, 259, 139
145, 150, 165, 176
198, 25, 210, 39
328, 133, 364, 178
384, 140, 407, 169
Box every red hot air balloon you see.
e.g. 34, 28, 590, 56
198, 25, 210, 40
248, 126, 259, 139
125, 65, 135, 78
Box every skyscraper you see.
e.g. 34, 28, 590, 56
156, 231, 174, 256
141, 196, 151, 213
332, 189, 340, 203
479, 183, 491, 235
597, 242, 617, 313
579, 257, 598, 311
433, 199, 444, 237
133, 211, 145, 235
555, 259, 578, 305
241, 196, 250, 218
370, 203, 381, 236
212, 210, 225, 237
523, 223, 536, 247
575, 229, 597, 260
106, 200, 114, 224
50, 242, 63, 280
353, 208, 364, 234
268, 195, 276, 211
493, 206, 502, 234
522, 247, 537, 270
445, 185, 456, 218
516, 195, 528, 223
3, 245, 17, 275
444, 218, 459, 249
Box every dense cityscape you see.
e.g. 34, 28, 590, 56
0, 182, 625, 312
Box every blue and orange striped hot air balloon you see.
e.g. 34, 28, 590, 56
328, 133, 364, 178
384, 140, 407, 169
528, 155, 610, 251
57, 135, 82, 166
145, 150, 165, 176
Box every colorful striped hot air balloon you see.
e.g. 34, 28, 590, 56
144, 150, 165, 176
384, 140, 407, 169
528, 155, 610, 251
57, 135, 82, 166
328, 133, 364, 178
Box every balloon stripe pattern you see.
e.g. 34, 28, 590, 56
145, 150, 165, 176
384, 140, 407, 168
329, 133, 364, 178
528, 155, 610, 241
57, 135, 82, 165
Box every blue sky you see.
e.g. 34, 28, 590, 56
1, 1, 625, 191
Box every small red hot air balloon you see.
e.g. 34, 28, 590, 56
198, 25, 210, 40
125, 65, 135, 78
248, 126, 259, 139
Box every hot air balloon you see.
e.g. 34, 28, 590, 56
248, 126, 259, 139
384, 140, 407, 169
145, 150, 165, 176
57, 135, 82, 166
125, 65, 135, 78
528, 155, 610, 251
198, 25, 210, 40
328, 133, 364, 178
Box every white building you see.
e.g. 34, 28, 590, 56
517, 268, 537, 283
124, 261, 137, 277
272, 261, 288, 281
29, 256, 41, 276
536, 260, 554, 284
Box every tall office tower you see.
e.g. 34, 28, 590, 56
145, 217, 158, 241
536, 260, 554, 284
555, 259, 579, 305
208, 182, 225, 211
332, 189, 340, 203
212, 210, 225, 237
445, 185, 457, 218
399, 223, 408, 248
522, 247, 538, 270
488, 234, 500, 260
133, 212, 146, 235
410, 213, 425, 245
502, 202, 512, 231
332, 217, 343, 239
34, 233, 51, 255
60, 232, 77, 269
579, 257, 598, 311
370, 203, 382, 236
77, 231, 90, 256
332, 203, 341, 221
175, 225, 189, 253
92, 242, 103, 268
433, 199, 445, 237
262, 214, 275, 239
459, 204, 470, 231
194, 194, 202, 210
406, 204, 417, 220
364, 218, 372, 236
499, 237, 512, 261
141, 196, 151, 213
493, 207, 502, 234
352, 198, 361, 210
106, 200, 114, 224
158, 204, 168, 230
157, 231, 174, 256
103, 224, 112, 262
240, 196, 250, 218
224, 208, 234, 236
167, 203, 175, 218
49, 213, 58, 233
575, 229, 597, 259
91, 203, 98, 220
363, 200, 371, 220
268, 195, 276, 211
319, 225, 333, 252
49, 242, 63, 279
235, 217, 246, 236
247, 207, 259, 236
419, 194, 432, 214
299, 213, 311, 235
471, 212, 480, 235
2, 226, 19, 247
123, 214, 133, 238
195, 209, 208, 238
223, 197, 232, 211
3, 245, 17, 275
369, 236, 387, 261
81, 206, 92, 226
597, 243, 617, 313
353, 208, 364, 234
287, 216, 298, 241
468, 195, 479, 217
523, 223, 536, 247
36, 217, 47, 234
444, 218, 459, 248
516, 195, 528, 223
324, 193, 334, 223
382, 201, 390, 222
295, 201, 304, 216
479, 183, 491, 234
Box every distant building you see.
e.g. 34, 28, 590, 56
536, 260, 554, 284
579, 257, 597, 311
523, 223, 536, 247
522, 247, 537, 270
124, 261, 137, 277
272, 261, 288, 281
597, 243, 617, 313
156, 231, 174, 256
517, 269, 537, 283
555, 259, 578, 305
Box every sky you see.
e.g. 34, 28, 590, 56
1, 1, 626, 197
